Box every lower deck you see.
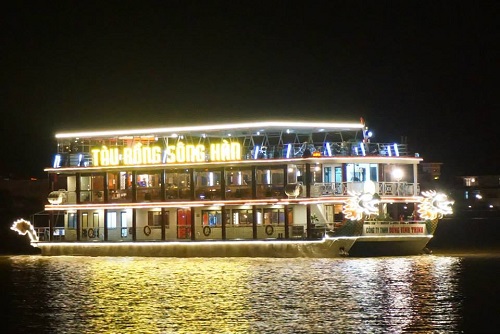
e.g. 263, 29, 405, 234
33, 202, 424, 243
33, 238, 357, 257
32, 233, 433, 258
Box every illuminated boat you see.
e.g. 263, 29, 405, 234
19, 119, 453, 257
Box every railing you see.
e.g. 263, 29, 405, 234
312, 181, 419, 197
49, 181, 418, 205
56, 142, 412, 168
324, 142, 409, 157
34, 227, 66, 241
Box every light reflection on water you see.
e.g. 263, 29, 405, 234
1, 256, 465, 333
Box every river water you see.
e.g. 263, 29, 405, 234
1, 254, 499, 334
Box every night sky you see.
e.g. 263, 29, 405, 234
1, 1, 498, 179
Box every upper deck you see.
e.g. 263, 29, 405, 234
47, 120, 418, 171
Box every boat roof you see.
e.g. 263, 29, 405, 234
55, 121, 365, 139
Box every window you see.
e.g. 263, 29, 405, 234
256, 167, 285, 198
121, 211, 128, 237
120, 212, 128, 227
148, 211, 169, 228
325, 204, 344, 222
263, 208, 285, 225
225, 168, 252, 199
194, 169, 222, 200
232, 209, 253, 225
334, 167, 342, 183
202, 210, 222, 226
107, 211, 117, 229
93, 212, 99, 227
79, 174, 105, 203
68, 213, 77, 229
107, 171, 133, 201
324, 166, 332, 183
82, 213, 88, 226
136, 170, 162, 201
165, 170, 191, 200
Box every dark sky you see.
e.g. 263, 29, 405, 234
1, 1, 498, 179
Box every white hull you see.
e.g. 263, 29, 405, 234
348, 235, 433, 256
33, 238, 357, 258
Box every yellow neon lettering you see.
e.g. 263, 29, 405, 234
176, 142, 186, 162
196, 144, 205, 161
123, 148, 133, 165
221, 142, 231, 160
210, 142, 241, 161
142, 146, 151, 164
151, 147, 162, 163
133, 144, 142, 164
186, 145, 195, 162
90, 141, 240, 166
91, 149, 101, 166
109, 147, 119, 165
231, 142, 241, 160
166, 146, 176, 163
100, 146, 110, 166
210, 143, 220, 161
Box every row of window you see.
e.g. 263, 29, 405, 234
66, 207, 299, 230
55, 163, 384, 197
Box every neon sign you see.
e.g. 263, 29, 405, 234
91, 142, 241, 166
209, 142, 241, 162
92, 144, 162, 166
164, 143, 205, 163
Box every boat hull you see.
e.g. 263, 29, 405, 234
33, 238, 357, 258
348, 235, 433, 257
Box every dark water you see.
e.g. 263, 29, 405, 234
1, 254, 499, 333
1, 216, 499, 333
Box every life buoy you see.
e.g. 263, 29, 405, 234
265, 225, 274, 236
144, 225, 152, 236
203, 226, 211, 237
88, 228, 95, 238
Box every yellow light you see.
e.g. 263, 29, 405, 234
392, 168, 404, 181
10, 219, 39, 242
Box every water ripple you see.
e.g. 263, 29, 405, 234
0, 255, 466, 333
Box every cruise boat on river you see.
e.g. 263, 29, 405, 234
12, 119, 453, 257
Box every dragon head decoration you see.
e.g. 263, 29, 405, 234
418, 190, 454, 220
11, 218, 39, 242
343, 191, 380, 221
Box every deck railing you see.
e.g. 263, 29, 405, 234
56, 141, 411, 167
49, 180, 419, 205
311, 181, 419, 197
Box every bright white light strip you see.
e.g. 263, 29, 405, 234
393, 143, 399, 156
326, 143, 332, 156
360, 143, 365, 156
286, 144, 292, 158
53, 154, 61, 168
45, 198, 280, 211
387, 145, 392, 156
55, 121, 364, 138
254, 145, 259, 159
298, 199, 342, 205
34, 238, 345, 247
